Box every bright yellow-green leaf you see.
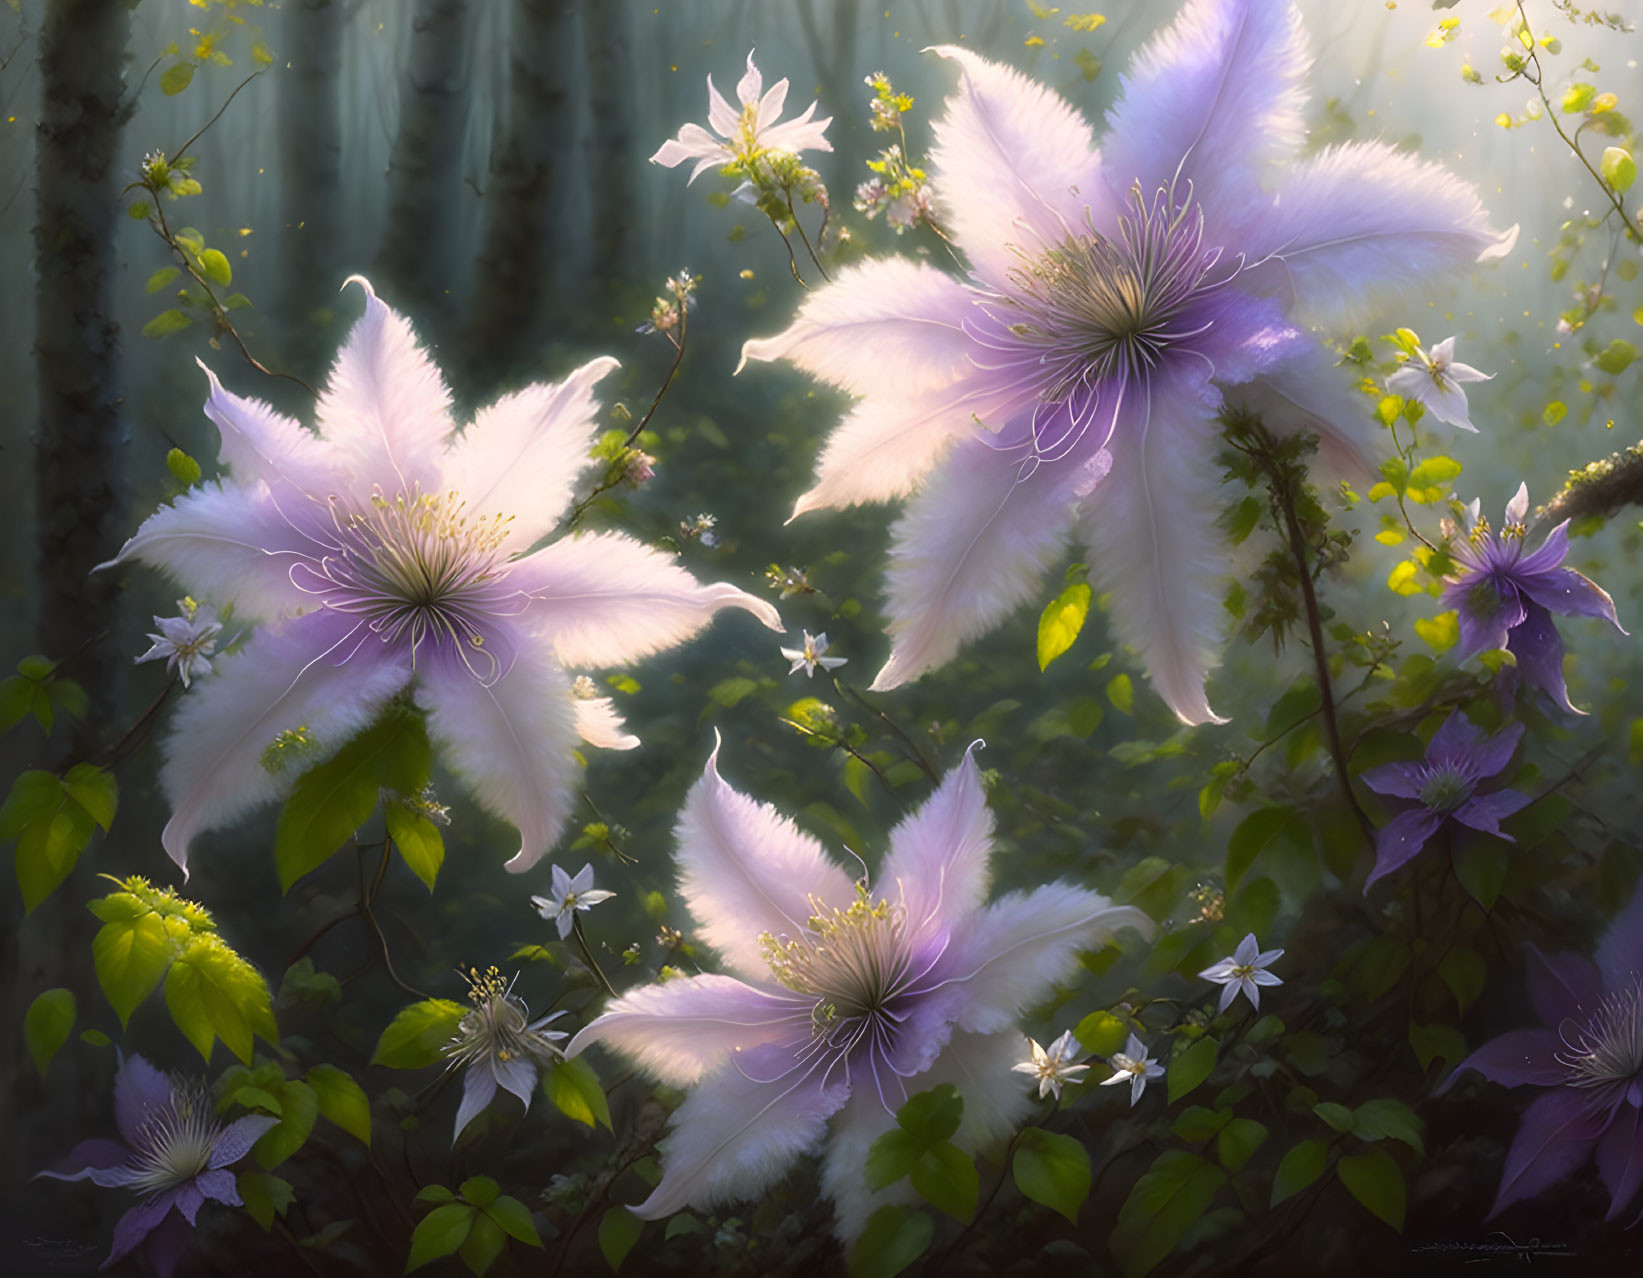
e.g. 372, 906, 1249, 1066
1413, 611, 1458, 653
1037, 582, 1091, 671
307, 1064, 372, 1146
197, 247, 232, 287
160, 60, 196, 95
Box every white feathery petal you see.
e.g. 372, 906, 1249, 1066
315, 277, 455, 497
1100, 0, 1310, 227
1077, 375, 1229, 725
158, 613, 412, 873
929, 883, 1153, 1035
197, 360, 342, 496
567, 974, 808, 1086
632, 1066, 849, 1221
879, 743, 994, 944
925, 44, 1106, 292
819, 1088, 918, 1241
1245, 141, 1516, 329
738, 258, 979, 398
415, 642, 579, 874
872, 435, 1110, 691
453, 1066, 497, 1143
572, 695, 640, 751
514, 532, 782, 669
674, 743, 858, 979
97, 482, 315, 625
439, 357, 621, 549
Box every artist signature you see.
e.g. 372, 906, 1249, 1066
1411, 1231, 1573, 1263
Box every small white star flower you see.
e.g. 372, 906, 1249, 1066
1100, 1032, 1164, 1107
781, 630, 848, 678
135, 599, 223, 688
651, 48, 833, 183
1385, 335, 1491, 432
1012, 1029, 1090, 1099
532, 862, 617, 939
1199, 932, 1285, 1013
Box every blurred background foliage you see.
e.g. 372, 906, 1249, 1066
2, 0, 1642, 1274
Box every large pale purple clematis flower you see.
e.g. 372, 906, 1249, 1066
1442, 482, 1625, 715
1439, 884, 1643, 1221
740, 0, 1514, 724
36, 1053, 277, 1277
566, 742, 1151, 1238
102, 278, 781, 874
1360, 711, 1529, 892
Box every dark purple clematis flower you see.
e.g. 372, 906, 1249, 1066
1360, 711, 1529, 892
1442, 482, 1625, 715
36, 1053, 276, 1277
1439, 885, 1643, 1221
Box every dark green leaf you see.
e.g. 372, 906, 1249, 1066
909, 1141, 977, 1222
1352, 1098, 1425, 1155
1171, 1106, 1231, 1144
307, 1064, 371, 1146
406, 1202, 476, 1272
1167, 1037, 1217, 1104
1451, 834, 1508, 911
1110, 1149, 1227, 1278
386, 802, 444, 893
865, 1127, 923, 1189
543, 1056, 613, 1131
1409, 1022, 1468, 1072
371, 999, 466, 1069
1337, 1146, 1405, 1232
1313, 1101, 1355, 1133
238, 1170, 294, 1230
61, 764, 117, 831
1216, 1118, 1268, 1172
481, 1195, 541, 1247
895, 1084, 962, 1145
1270, 1139, 1329, 1207
24, 988, 76, 1076
597, 1205, 642, 1272
253, 1079, 318, 1170
1013, 1126, 1092, 1224
1225, 807, 1292, 892
849, 1205, 933, 1278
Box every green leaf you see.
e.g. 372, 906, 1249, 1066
708, 676, 758, 707
238, 1170, 294, 1230
372, 999, 466, 1069
61, 764, 117, 832
1171, 1106, 1231, 1144
909, 1141, 978, 1222
386, 802, 444, 893
1110, 1149, 1228, 1278
865, 1127, 923, 1189
1350, 936, 1411, 1001
1215, 1118, 1268, 1172
894, 1084, 963, 1145
406, 1201, 476, 1272
1337, 1146, 1406, 1232
1313, 1101, 1355, 1133
307, 1064, 372, 1146
481, 1195, 541, 1247
543, 1056, 613, 1131
1107, 672, 1134, 714
163, 934, 276, 1063
142, 309, 193, 339
24, 988, 76, 1076
1413, 611, 1458, 653
231, 1086, 283, 1115
1, 771, 62, 838
0, 674, 31, 732
1269, 1139, 1328, 1207
459, 1211, 506, 1275
1595, 338, 1637, 376
1167, 1036, 1217, 1104
1406, 455, 1462, 501
254, 1078, 319, 1170
1352, 1098, 1425, 1155
596, 1205, 642, 1272
459, 1175, 499, 1208
1037, 582, 1091, 670
1013, 1126, 1092, 1224
1451, 834, 1508, 910
1437, 945, 1487, 1016
128, 199, 152, 220
1409, 1021, 1468, 1072
166, 447, 203, 486
92, 909, 175, 1026
1072, 1009, 1130, 1058
1225, 807, 1292, 892
198, 247, 232, 287
1602, 145, 1637, 194
146, 266, 181, 294
849, 1205, 933, 1278
160, 60, 196, 95
415, 1185, 455, 1204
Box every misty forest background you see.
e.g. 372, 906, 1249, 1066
2, 0, 1642, 1274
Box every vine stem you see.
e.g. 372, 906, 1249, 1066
571, 914, 619, 998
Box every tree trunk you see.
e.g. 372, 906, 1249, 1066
579, 0, 636, 283
33, 0, 132, 726
277, 0, 347, 383
375, 0, 478, 333
464, 0, 574, 387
